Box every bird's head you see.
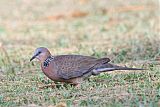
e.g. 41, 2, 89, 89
30, 47, 51, 62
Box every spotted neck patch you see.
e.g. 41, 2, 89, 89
43, 56, 54, 69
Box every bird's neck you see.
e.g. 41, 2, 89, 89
42, 56, 54, 69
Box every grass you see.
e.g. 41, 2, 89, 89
0, 0, 160, 106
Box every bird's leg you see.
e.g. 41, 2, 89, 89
50, 82, 56, 88
72, 83, 81, 89
75, 84, 81, 89
39, 82, 56, 89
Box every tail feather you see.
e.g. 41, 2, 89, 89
92, 63, 145, 75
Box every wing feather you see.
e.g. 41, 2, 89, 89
54, 55, 110, 79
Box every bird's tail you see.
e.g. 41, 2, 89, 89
92, 63, 145, 75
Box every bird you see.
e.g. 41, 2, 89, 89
30, 47, 145, 85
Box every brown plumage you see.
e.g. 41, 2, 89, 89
30, 47, 144, 85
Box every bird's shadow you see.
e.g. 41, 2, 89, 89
38, 82, 77, 89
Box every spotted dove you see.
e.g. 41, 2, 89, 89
30, 47, 144, 85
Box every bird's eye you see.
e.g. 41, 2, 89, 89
38, 51, 41, 54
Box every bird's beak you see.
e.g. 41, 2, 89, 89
30, 53, 39, 61
30, 55, 36, 62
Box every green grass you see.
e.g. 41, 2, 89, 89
0, 0, 160, 106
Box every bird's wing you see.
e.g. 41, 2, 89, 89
54, 55, 110, 79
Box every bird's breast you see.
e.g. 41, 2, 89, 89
41, 64, 61, 81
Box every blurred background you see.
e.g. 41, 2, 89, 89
0, 0, 159, 106
0, 0, 159, 59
